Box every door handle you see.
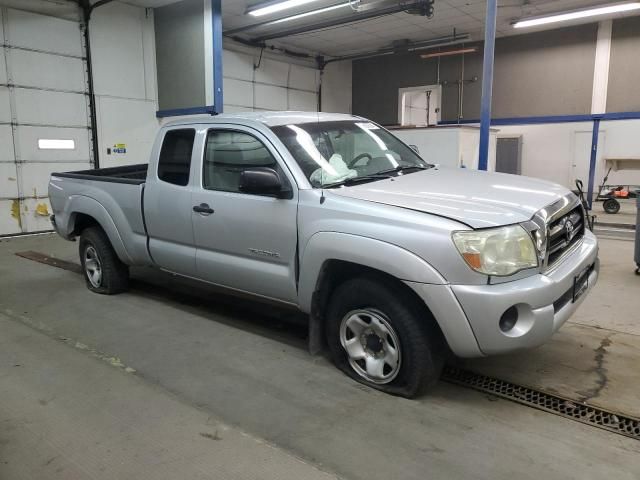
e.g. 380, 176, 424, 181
193, 203, 214, 215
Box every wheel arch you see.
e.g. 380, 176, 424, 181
299, 232, 447, 354
66, 198, 132, 264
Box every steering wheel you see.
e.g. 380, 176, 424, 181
348, 152, 373, 168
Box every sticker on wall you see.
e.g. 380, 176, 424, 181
112, 143, 127, 154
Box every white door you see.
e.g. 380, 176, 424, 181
0, 7, 91, 235
398, 85, 442, 127
572, 130, 606, 194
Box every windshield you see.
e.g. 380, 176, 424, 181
270, 120, 430, 187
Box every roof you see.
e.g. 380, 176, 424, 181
162, 111, 360, 128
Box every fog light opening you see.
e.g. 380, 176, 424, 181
499, 306, 519, 333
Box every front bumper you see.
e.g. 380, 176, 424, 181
450, 229, 599, 356
406, 229, 599, 358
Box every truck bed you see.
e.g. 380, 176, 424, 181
52, 164, 148, 185
49, 162, 153, 266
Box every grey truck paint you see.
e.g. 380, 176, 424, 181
49, 112, 599, 358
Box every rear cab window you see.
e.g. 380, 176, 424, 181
157, 129, 196, 186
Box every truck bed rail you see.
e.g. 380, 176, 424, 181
52, 164, 148, 185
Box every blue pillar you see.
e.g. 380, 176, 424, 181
212, 0, 223, 114
478, 0, 497, 171
586, 118, 601, 209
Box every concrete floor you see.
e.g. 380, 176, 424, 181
1, 233, 639, 479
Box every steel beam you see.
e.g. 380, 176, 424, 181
478, 0, 497, 171
212, 0, 223, 114
587, 118, 601, 209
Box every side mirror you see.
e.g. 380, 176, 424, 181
409, 144, 420, 154
239, 167, 291, 198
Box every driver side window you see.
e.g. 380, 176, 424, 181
203, 130, 286, 193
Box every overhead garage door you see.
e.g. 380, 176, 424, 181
0, 7, 92, 235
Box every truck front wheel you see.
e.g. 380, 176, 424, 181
326, 276, 444, 398
79, 227, 129, 294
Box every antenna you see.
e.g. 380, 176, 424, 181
318, 108, 326, 204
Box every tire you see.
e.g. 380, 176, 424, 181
79, 226, 129, 294
603, 198, 620, 214
326, 275, 444, 398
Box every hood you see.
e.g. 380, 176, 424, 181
328, 167, 570, 228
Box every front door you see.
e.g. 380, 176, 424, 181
191, 126, 299, 304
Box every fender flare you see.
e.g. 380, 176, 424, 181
66, 195, 133, 264
298, 232, 446, 314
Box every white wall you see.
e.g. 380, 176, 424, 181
497, 119, 640, 189
90, 1, 159, 167
392, 126, 497, 171
602, 119, 640, 185
321, 61, 352, 114
222, 43, 318, 114
221, 42, 353, 115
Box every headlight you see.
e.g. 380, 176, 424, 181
452, 225, 538, 276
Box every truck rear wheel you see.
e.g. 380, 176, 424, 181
326, 275, 444, 398
79, 227, 129, 294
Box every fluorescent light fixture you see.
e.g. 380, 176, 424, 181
420, 47, 477, 59
514, 2, 640, 28
269, 1, 355, 24
38, 139, 75, 150
247, 0, 325, 17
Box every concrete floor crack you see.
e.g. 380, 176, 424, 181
577, 333, 614, 403
0, 306, 137, 376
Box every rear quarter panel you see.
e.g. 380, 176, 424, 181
49, 176, 151, 266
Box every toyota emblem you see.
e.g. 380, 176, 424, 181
565, 220, 574, 241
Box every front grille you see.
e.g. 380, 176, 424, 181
546, 205, 585, 267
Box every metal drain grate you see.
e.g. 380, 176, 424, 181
442, 367, 640, 440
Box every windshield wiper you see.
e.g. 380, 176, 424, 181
376, 164, 432, 176
322, 173, 393, 189
322, 165, 432, 189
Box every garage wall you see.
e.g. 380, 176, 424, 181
0, 1, 158, 235
353, 23, 599, 125
223, 45, 318, 113
0, 7, 91, 235
352, 51, 480, 124
606, 16, 640, 113
222, 45, 352, 113
90, 2, 159, 168
491, 25, 597, 118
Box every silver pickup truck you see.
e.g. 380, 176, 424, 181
49, 112, 599, 397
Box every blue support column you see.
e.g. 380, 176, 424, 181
211, 0, 223, 114
478, 0, 497, 171
586, 118, 601, 209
